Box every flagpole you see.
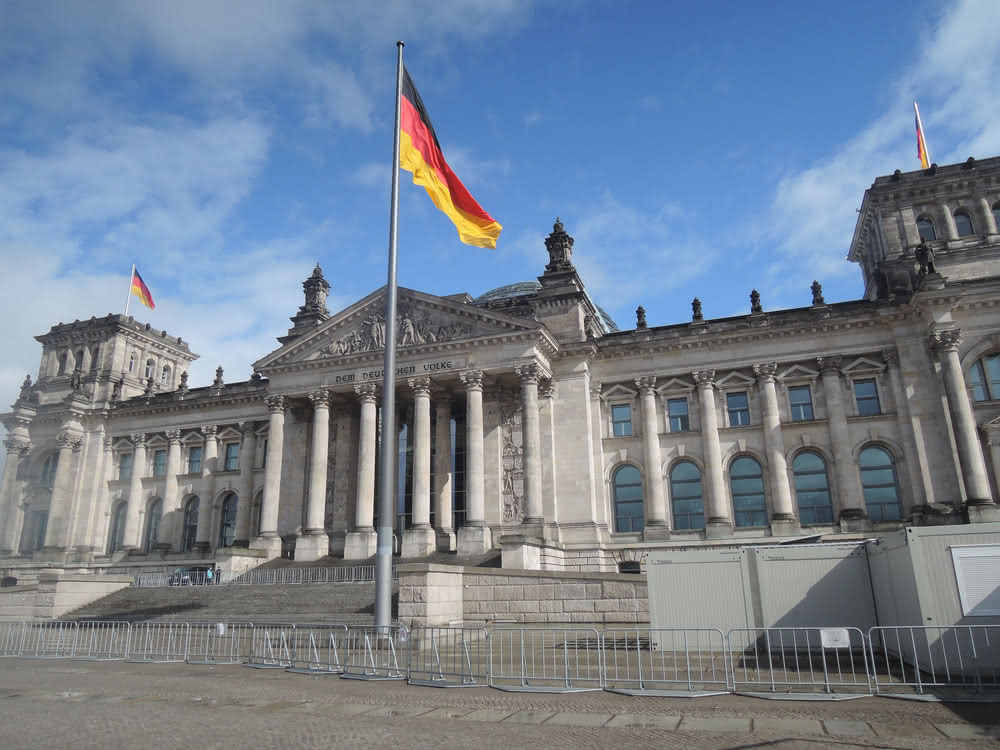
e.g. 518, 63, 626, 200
375, 40, 405, 633
124, 264, 135, 317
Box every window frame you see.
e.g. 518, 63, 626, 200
223, 442, 240, 472
666, 397, 690, 432
39, 454, 59, 486
970, 354, 1000, 402
787, 384, 815, 422
218, 492, 238, 548
160, 364, 171, 386
859, 444, 902, 522
108, 501, 127, 554
610, 402, 634, 438
144, 358, 155, 380
152, 449, 167, 478
118, 452, 134, 481
187, 445, 203, 474
729, 455, 768, 528
669, 459, 704, 530
144, 498, 163, 553
791, 450, 834, 525
726, 391, 751, 427
916, 215, 937, 242
611, 464, 644, 533
853, 378, 882, 416
181, 497, 200, 553
954, 209, 975, 237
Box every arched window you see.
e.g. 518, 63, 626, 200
181, 496, 199, 553
160, 364, 171, 385
40, 454, 59, 486
144, 499, 162, 553
59, 351, 69, 375
859, 445, 902, 521
970, 353, 1000, 401
144, 358, 154, 380
74, 349, 84, 370
108, 501, 127, 554
916, 216, 936, 242
612, 465, 644, 533
90, 346, 100, 372
218, 492, 238, 548
730, 456, 767, 527
128, 352, 136, 373
954, 210, 974, 237
670, 460, 704, 530
792, 451, 833, 524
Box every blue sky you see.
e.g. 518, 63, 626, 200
3, 0, 1000, 418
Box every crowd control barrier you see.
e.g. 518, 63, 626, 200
406, 626, 489, 687
285, 624, 348, 674
603, 628, 729, 696
126, 622, 190, 663
74, 621, 130, 660
187, 621, 254, 665
490, 628, 604, 692
20, 621, 78, 659
341, 626, 406, 680
246, 624, 294, 669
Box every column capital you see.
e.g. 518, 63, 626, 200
589, 381, 603, 400
817, 356, 842, 374
130, 432, 146, 447
165, 428, 182, 444
408, 376, 432, 396
238, 421, 258, 438
931, 328, 962, 352
308, 389, 332, 409
103, 436, 114, 452
634, 375, 657, 394
4, 436, 30, 455
200, 425, 217, 439
538, 378, 556, 399
515, 363, 541, 384
460, 369, 484, 392
354, 382, 379, 403
881, 348, 900, 366
56, 432, 82, 451
692, 369, 716, 388
265, 394, 286, 413
753, 361, 778, 382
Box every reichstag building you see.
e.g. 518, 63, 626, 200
2, 156, 999, 572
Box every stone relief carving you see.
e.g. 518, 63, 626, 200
318, 306, 473, 357
500, 388, 524, 522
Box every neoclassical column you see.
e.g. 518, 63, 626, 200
753, 362, 797, 532
694, 370, 730, 535
882, 348, 930, 510
516, 364, 544, 527
344, 384, 378, 559
234, 421, 257, 546
933, 329, 993, 504
433, 391, 455, 551
458, 370, 490, 554
122, 432, 147, 549
0, 438, 30, 555
635, 376, 669, 536
159, 429, 182, 550
402, 377, 435, 557
43, 431, 82, 551
978, 197, 998, 235
818, 357, 867, 526
253, 396, 285, 555
589, 381, 609, 530
194, 425, 218, 549
299, 392, 331, 560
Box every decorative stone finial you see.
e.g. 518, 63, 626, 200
636, 305, 647, 329
691, 297, 703, 321
544, 217, 575, 273
750, 289, 763, 314
213, 366, 224, 387
303, 263, 330, 314
178, 371, 189, 394
811, 281, 825, 305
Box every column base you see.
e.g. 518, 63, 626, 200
769, 516, 801, 537
642, 523, 671, 542
295, 531, 330, 562
401, 526, 436, 558
435, 528, 456, 553
838, 510, 871, 533
966, 502, 1000, 523
499, 534, 542, 570
705, 518, 733, 539
457, 524, 492, 556
328, 531, 347, 557
250, 533, 282, 560
344, 528, 377, 560
518, 519, 545, 541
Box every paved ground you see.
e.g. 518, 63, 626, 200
0, 659, 997, 749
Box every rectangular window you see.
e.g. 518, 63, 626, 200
667, 398, 689, 432
788, 385, 814, 421
726, 392, 750, 426
188, 446, 202, 474
951, 545, 1000, 616
611, 403, 633, 437
152, 449, 167, 477
118, 453, 133, 481
854, 378, 881, 416
224, 442, 240, 472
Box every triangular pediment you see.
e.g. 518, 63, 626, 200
716, 371, 755, 388
841, 356, 885, 374
777, 364, 820, 381
256, 286, 542, 370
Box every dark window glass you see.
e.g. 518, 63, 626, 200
40, 454, 59, 486
181, 497, 199, 553
954, 210, 974, 237
727, 392, 750, 426
152, 449, 167, 477
224, 443, 240, 472
144, 359, 154, 379
613, 465, 644, 532
144, 499, 162, 553
611, 403, 633, 437
118, 453, 133, 481
730, 456, 767, 527
188, 446, 202, 474
993, 203, 1000, 232
788, 385, 814, 421
670, 460, 704, 530
451, 412, 467, 529
792, 451, 833, 524
970, 354, 1000, 401
667, 398, 690, 432
108, 502, 127, 554
859, 445, 902, 521
916, 216, 936, 242
218, 493, 237, 548
854, 379, 881, 416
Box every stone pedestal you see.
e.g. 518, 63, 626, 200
705, 518, 734, 539
435, 529, 456, 553
839, 511, 872, 533
769, 517, 801, 537
641, 523, 670, 541
457, 524, 491, 556
295, 531, 330, 561
499, 534, 543, 570
401, 526, 436, 558
343, 528, 377, 560
249, 533, 282, 560
966, 502, 1000, 523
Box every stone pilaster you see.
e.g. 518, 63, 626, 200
252, 396, 284, 558
43, 430, 82, 553
402, 377, 435, 557
754, 362, 798, 535
194, 425, 218, 550
0, 436, 30, 555
635, 376, 669, 539
159, 429, 182, 551
694, 370, 731, 537
233, 422, 256, 546
458, 370, 490, 555
882, 348, 930, 513
122, 432, 147, 550
818, 357, 869, 529
433, 391, 455, 552
345, 384, 378, 559
515, 364, 544, 531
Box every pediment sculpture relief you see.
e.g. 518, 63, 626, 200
318, 306, 473, 357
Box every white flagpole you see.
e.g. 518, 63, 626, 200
123, 264, 135, 317
375, 41, 405, 633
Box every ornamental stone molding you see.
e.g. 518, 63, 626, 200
881, 348, 900, 365
130, 432, 146, 447
308, 390, 332, 409
319, 305, 473, 357
817, 356, 842, 374
165, 429, 182, 444
408, 376, 432, 395
200, 425, 218, 438
538, 379, 556, 399
354, 383, 378, 403
692, 370, 716, 387
238, 421, 257, 437
753, 362, 778, 382
589, 381, 603, 400
634, 376, 657, 394
56, 432, 82, 451
4, 436, 30, 454
931, 328, 962, 353
265, 395, 285, 413
103, 437, 114, 451
515, 363, 541, 384
460, 370, 484, 391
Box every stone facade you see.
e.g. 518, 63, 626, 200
2, 157, 1000, 573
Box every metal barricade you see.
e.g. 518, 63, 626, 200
126, 622, 190, 663
728, 627, 871, 699
407, 627, 489, 687
489, 628, 604, 692
187, 622, 254, 665
246, 624, 294, 669
20, 621, 78, 658
0, 621, 25, 656
869, 625, 1000, 698
603, 628, 729, 696
341, 626, 406, 680
286, 623, 348, 674
132, 572, 168, 587
74, 621, 130, 660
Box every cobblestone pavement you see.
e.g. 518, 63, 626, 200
0, 660, 997, 749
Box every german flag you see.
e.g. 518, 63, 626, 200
914, 102, 931, 169
400, 66, 502, 248
131, 267, 155, 309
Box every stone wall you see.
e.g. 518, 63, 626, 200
397, 563, 647, 627
0, 571, 133, 621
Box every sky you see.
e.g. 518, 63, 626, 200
3, 0, 1000, 427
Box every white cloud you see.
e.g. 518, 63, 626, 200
524, 111, 541, 126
